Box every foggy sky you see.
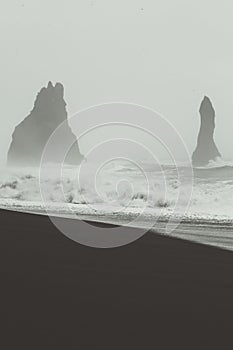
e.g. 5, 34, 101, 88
1, 0, 233, 163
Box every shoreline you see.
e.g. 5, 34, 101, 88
1, 201, 233, 251
1, 198, 233, 224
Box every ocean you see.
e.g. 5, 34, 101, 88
0, 160, 233, 250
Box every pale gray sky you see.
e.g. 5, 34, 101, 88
1, 0, 233, 162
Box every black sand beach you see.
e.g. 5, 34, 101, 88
2, 209, 233, 349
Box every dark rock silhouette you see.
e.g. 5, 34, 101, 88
7, 82, 83, 166
192, 96, 221, 167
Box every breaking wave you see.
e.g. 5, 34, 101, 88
0, 159, 232, 221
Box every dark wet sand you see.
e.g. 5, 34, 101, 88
2, 209, 233, 349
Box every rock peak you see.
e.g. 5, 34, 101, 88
199, 96, 214, 114
47, 81, 53, 88
192, 96, 221, 167
203, 95, 211, 102
7, 82, 83, 167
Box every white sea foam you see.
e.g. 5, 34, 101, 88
0, 160, 232, 222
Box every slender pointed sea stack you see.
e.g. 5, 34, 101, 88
192, 96, 221, 167
7, 82, 83, 166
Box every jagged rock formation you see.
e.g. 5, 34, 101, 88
192, 96, 221, 167
7, 82, 83, 166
